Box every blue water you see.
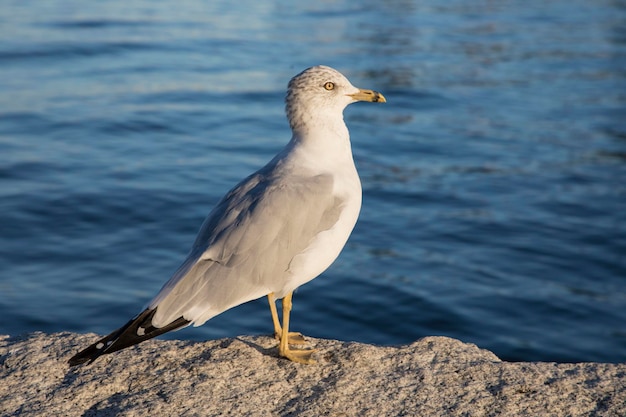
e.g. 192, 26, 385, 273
1, 1, 625, 363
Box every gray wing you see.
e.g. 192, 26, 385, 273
148, 171, 344, 327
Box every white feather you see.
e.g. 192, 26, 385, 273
148, 66, 371, 328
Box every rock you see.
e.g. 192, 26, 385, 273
1, 332, 624, 416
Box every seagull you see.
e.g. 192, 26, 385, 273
68, 65, 386, 366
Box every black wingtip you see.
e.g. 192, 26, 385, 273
68, 309, 190, 367
68, 326, 128, 366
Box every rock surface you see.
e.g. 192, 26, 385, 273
1, 332, 625, 416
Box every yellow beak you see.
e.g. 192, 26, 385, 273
348, 88, 387, 103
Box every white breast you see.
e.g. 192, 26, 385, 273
275, 137, 363, 298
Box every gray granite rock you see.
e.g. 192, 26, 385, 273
1, 332, 624, 416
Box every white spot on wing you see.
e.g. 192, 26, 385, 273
137, 327, 146, 336
96, 343, 104, 349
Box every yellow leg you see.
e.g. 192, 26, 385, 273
278, 292, 316, 364
267, 292, 282, 337
267, 293, 306, 345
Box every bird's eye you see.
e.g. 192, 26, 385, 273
324, 82, 335, 91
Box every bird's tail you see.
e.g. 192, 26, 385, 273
68, 309, 190, 366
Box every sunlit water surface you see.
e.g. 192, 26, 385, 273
1, 0, 625, 362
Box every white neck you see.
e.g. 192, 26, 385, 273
286, 108, 354, 170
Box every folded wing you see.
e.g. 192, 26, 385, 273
149, 171, 345, 327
